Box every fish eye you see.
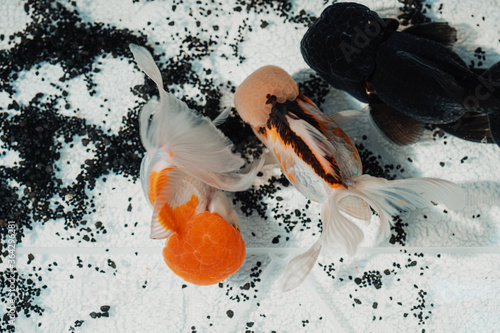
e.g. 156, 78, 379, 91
266, 94, 277, 106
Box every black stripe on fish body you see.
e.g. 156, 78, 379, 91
259, 98, 344, 188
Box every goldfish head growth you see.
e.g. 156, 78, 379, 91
160, 195, 246, 285
234, 65, 299, 128
300, 2, 394, 82
163, 211, 246, 285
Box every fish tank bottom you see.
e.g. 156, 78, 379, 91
1, 0, 500, 332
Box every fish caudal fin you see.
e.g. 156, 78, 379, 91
129, 44, 164, 90
279, 175, 465, 291
131, 44, 262, 191
489, 115, 500, 146
280, 239, 322, 292
480, 61, 500, 146
279, 193, 367, 292
138, 98, 159, 152
327, 175, 465, 251
321, 191, 366, 256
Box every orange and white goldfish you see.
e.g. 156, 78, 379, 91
234, 65, 465, 291
130, 44, 263, 285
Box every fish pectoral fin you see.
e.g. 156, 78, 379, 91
402, 22, 457, 49
438, 112, 493, 143
397, 51, 465, 103
150, 204, 173, 239
208, 190, 240, 230
150, 200, 173, 239
369, 95, 425, 145
488, 115, 500, 146
328, 108, 369, 128
148, 168, 186, 239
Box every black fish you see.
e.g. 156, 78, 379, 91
300, 2, 500, 146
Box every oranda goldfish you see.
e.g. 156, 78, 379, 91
300, 2, 500, 146
234, 65, 465, 291
130, 44, 264, 285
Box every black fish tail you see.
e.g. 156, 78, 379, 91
463, 61, 500, 145
489, 114, 500, 146
464, 61, 500, 111
484, 61, 500, 145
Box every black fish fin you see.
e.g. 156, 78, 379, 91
383, 18, 399, 31
398, 51, 465, 103
481, 61, 500, 79
471, 67, 486, 76
438, 112, 493, 143
489, 115, 500, 146
369, 95, 425, 145
480, 61, 500, 99
402, 22, 457, 49
466, 61, 500, 111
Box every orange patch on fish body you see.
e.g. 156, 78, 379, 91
259, 101, 344, 189
295, 93, 362, 176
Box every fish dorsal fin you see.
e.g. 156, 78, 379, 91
257, 127, 322, 200
402, 22, 457, 49
297, 97, 362, 180
369, 95, 425, 145
286, 114, 344, 185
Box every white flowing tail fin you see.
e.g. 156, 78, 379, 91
182, 153, 266, 192
323, 174, 465, 254
131, 44, 262, 192
279, 174, 465, 291
280, 239, 322, 292
129, 44, 164, 90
